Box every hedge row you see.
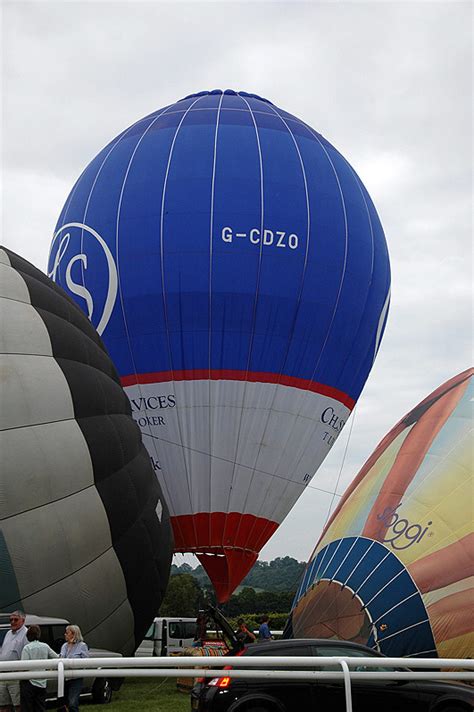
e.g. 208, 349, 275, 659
227, 612, 289, 632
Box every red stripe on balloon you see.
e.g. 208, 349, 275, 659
408, 533, 474, 593
120, 369, 355, 409
171, 512, 279, 602
362, 377, 469, 540
172, 512, 278, 552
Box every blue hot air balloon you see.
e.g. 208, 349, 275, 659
48, 89, 391, 601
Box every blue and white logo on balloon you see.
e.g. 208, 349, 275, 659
48, 223, 118, 336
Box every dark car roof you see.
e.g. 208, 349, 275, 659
242, 638, 384, 656
237, 640, 474, 697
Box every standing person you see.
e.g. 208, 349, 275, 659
258, 615, 273, 642
192, 612, 208, 647
59, 625, 89, 712
236, 619, 256, 644
20, 625, 58, 712
0, 610, 28, 712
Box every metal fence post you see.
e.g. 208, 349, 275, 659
339, 659, 352, 712
57, 660, 64, 699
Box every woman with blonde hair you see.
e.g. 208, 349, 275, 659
59, 625, 89, 711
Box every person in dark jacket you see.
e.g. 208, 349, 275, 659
236, 619, 256, 644
193, 612, 208, 646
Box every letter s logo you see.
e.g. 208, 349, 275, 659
49, 223, 118, 335
66, 254, 94, 319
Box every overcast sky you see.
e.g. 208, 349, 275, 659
2, 0, 472, 567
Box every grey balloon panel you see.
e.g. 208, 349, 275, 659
0, 249, 10, 265
15, 550, 135, 655
82, 601, 136, 657
1, 488, 119, 594
0, 298, 53, 357
0, 354, 74, 431
0, 529, 21, 610
12, 547, 128, 621
0, 262, 30, 303
0, 420, 94, 519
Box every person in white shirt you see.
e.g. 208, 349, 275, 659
0, 610, 28, 712
20, 625, 58, 712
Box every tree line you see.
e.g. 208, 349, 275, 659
161, 556, 305, 619
170, 556, 305, 592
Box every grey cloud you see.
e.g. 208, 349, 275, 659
3, 0, 472, 564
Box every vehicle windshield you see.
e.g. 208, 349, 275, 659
144, 623, 154, 640
168, 622, 196, 639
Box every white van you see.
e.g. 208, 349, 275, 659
135, 608, 240, 657
135, 617, 197, 656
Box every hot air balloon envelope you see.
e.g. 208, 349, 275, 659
48, 89, 391, 601
0, 247, 173, 654
287, 368, 474, 659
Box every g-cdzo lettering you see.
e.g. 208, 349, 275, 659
221, 226, 299, 250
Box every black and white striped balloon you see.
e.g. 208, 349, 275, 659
0, 247, 173, 654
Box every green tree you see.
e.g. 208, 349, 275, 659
241, 556, 304, 591
159, 574, 203, 617
236, 587, 258, 614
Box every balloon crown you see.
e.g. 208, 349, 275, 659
181, 89, 274, 105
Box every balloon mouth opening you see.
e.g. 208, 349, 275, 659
292, 580, 373, 644
171, 513, 279, 601
180, 89, 274, 105
192, 548, 259, 603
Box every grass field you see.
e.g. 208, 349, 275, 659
81, 679, 190, 711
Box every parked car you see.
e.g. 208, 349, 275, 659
190, 638, 474, 712
0, 613, 122, 704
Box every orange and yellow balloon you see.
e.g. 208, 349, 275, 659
287, 368, 473, 659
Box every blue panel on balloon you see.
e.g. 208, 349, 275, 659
300, 538, 437, 659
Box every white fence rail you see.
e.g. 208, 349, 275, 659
1, 656, 473, 712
